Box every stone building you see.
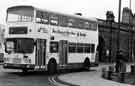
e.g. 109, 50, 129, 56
98, 7, 135, 62
0, 24, 5, 52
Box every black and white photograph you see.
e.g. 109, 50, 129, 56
0, 0, 135, 86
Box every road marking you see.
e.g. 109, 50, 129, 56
48, 75, 68, 86
48, 76, 59, 86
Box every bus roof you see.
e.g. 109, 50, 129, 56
7, 5, 34, 12
7, 5, 97, 22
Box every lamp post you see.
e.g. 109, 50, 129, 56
117, 0, 121, 58
127, 0, 133, 62
106, 11, 115, 62
129, 0, 134, 62
129, 0, 134, 61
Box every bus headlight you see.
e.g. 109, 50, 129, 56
24, 58, 31, 64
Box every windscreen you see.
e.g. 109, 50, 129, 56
7, 6, 34, 22
5, 38, 34, 53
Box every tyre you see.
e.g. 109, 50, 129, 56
47, 59, 57, 75
83, 58, 90, 71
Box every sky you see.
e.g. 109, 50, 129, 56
0, 0, 135, 25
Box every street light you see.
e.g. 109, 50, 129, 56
117, 0, 121, 58
106, 11, 115, 62
115, 0, 122, 73
129, 0, 134, 62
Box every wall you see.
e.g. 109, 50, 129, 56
98, 19, 135, 62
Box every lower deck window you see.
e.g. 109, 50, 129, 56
50, 42, 59, 53
84, 46, 90, 53
49, 41, 95, 53
69, 43, 76, 53
69, 43, 95, 53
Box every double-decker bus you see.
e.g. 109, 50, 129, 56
3, 5, 98, 74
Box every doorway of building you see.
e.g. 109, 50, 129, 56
98, 36, 106, 62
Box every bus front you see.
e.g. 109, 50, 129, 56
3, 6, 36, 71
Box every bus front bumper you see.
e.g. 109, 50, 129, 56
3, 63, 35, 70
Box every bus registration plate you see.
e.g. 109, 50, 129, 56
13, 58, 21, 63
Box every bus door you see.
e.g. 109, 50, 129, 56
35, 39, 46, 66
59, 40, 68, 65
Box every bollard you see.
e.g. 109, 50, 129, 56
101, 67, 106, 78
107, 66, 114, 80
107, 70, 112, 80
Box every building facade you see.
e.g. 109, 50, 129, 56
98, 7, 135, 62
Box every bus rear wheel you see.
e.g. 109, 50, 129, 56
83, 58, 90, 71
47, 59, 57, 75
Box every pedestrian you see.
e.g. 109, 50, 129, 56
115, 50, 126, 72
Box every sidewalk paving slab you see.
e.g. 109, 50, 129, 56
58, 72, 132, 86
58, 63, 134, 86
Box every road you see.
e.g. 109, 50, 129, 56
0, 65, 51, 86
0, 63, 132, 86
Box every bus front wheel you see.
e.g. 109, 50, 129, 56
83, 58, 90, 71
47, 59, 57, 75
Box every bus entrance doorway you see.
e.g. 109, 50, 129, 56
36, 39, 46, 66
59, 40, 68, 65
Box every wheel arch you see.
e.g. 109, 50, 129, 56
48, 57, 57, 64
84, 57, 90, 66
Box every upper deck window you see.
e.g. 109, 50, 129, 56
31, 6, 97, 30
49, 13, 59, 25
59, 16, 68, 27
67, 18, 75, 27
7, 6, 34, 22
36, 10, 49, 24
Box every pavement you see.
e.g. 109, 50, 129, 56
54, 63, 134, 86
